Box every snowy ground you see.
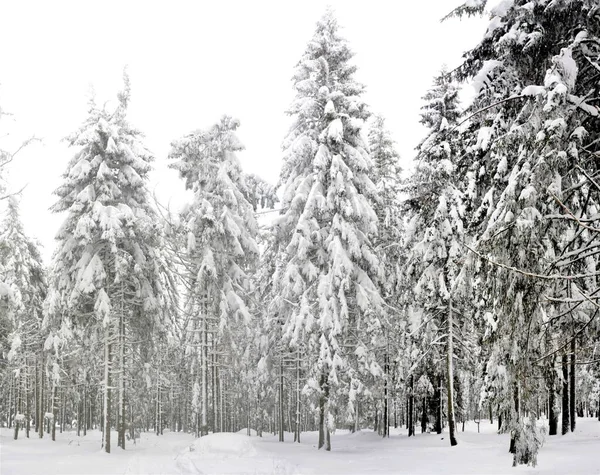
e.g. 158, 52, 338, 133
1, 418, 599, 474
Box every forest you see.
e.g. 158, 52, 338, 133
1, 0, 599, 472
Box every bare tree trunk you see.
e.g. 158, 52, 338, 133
421, 396, 427, 434
295, 346, 301, 443
25, 366, 31, 438
279, 356, 284, 442
446, 298, 457, 446
51, 383, 58, 442
383, 348, 389, 438
13, 373, 21, 440
548, 356, 558, 435
83, 382, 87, 436
201, 298, 208, 436
570, 338, 576, 432
38, 361, 44, 439
408, 375, 414, 437
434, 374, 442, 434
318, 371, 330, 450
103, 327, 112, 453
561, 352, 569, 435
118, 305, 126, 449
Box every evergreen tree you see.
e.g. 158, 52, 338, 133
403, 70, 465, 447
368, 114, 403, 438
272, 8, 383, 450
0, 197, 47, 439
169, 115, 259, 437
47, 73, 172, 453
449, 0, 600, 466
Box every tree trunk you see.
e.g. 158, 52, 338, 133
435, 374, 442, 434
200, 293, 208, 436
509, 384, 519, 454
569, 338, 576, 432
548, 357, 558, 435
279, 356, 284, 442
118, 307, 126, 449
383, 349, 389, 438
38, 361, 44, 439
318, 371, 330, 450
103, 327, 112, 453
561, 352, 569, 435
446, 298, 457, 446
295, 345, 301, 443
408, 375, 414, 437
51, 383, 58, 442
421, 396, 427, 433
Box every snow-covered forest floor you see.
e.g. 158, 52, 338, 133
2, 417, 599, 474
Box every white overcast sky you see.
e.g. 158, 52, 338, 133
0, 0, 489, 262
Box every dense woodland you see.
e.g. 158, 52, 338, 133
1, 0, 599, 468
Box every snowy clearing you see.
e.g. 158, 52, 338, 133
2, 418, 599, 474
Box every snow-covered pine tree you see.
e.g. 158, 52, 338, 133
272, 8, 383, 450
368, 114, 403, 438
47, 73, 172, 453
0, 197, 47, 440
403, 70, 465, 447
169, 115, 259, 437
449, 0, 600, 466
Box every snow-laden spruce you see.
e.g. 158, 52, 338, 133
169, 115, 259, 437
271, 8, 383, 450
403, 70, 467, 447
0, 197, 47, 440
449, 0, 600, 466
46, 74, 172, 453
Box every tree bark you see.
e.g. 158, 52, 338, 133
446, 298, 457, 446
103, 327, 112, 453
318, 371, 330, 450
408, 375, 414, 437
435, 374, 442, 434
561, 352, 569, 435
295, 345, 301, 443
548, 358, 558, 436
421, 396, 427, 433
570, 338, 576, 432
279, 356, 284, 442
383, 348, 389, 438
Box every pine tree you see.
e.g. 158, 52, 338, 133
368, 114, 403, 438
272, 8, 383, 450
47, 73, 172, 453
169, 115, 259, 437
0, 197, 47, 440
449, 0, 600, 466
403, 70, 465, 447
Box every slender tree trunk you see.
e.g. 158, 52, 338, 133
51, 383, 58, 442
279, 356, 284, 442
446, 298, 457, 446
318, 371, 330, 450
295, 346, 301, 443
561, 352, 569, 435
570, 338, 576, 432
83, 383, 87, 436
13, 373, 21, 440
434, 374, 442, 434
201, 300, 208, 436
38, 361, 44, 439
421, 396, 427, 434
408, 375, 414, 437
383, 349, 389, 438
118, 306, 126, 449
509, 384, 519, 454
103, 327, 112, 453
548, 356, 558, 435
